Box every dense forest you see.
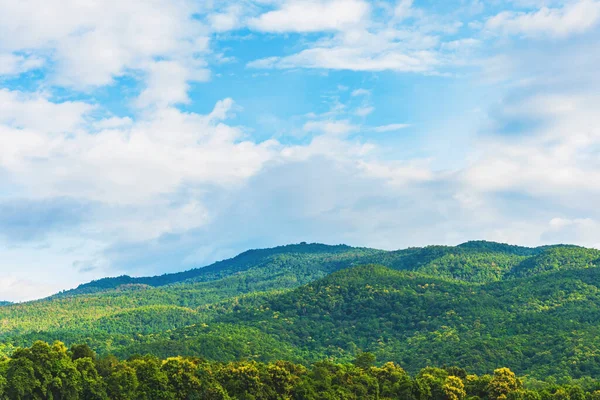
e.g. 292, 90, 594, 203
2, 340, 600, 400
2, 241, 600, 395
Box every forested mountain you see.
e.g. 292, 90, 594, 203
2, 241, 600, 383
56, 243, 382, 297
55, 241, 596, 298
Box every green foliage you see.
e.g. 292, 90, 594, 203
3, 241, 600, 385
1, 342, 600, 399
509, 247, 600, 278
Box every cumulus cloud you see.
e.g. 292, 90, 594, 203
303, 120, 359, 136
248, 0, 371, 33
0, 53, 44, 76
1, 0, 600, 302
245, 0, 473, 73
0, 89, 94, 133
0, 93, 278, 205
0, 0, 209, 98
248, 46, 439, 72
135, 60, 210, 109
486, 0, 600, 38
541, 218, 600, 248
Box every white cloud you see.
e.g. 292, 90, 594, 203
441, 38, 481, 50
248, 0, 370, 33
462, 82, 600, 199
0, 276, 57, 302
249, 46, 439, 72
0, 0, 209, 99
543, 218, 600, 247
0, 92, 278, 206
355, 106, 375, 117
93, 116, 134, 130
351, 88, 371, 97
394, 0, 415, 21
2, 0, 600, 302
372, 123, 411, 132
247, 1, 454, 73
135, 60, 210, 109
0, 89, 93, 133
0, 53, 44, 75
303, 120, 359, 136
486, 0, 600, 38
209, 5, 246, 32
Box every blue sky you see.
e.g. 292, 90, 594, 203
1, 0, 600, 301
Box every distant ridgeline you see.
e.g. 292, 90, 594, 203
2, 241, 600, 381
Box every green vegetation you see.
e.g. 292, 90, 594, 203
3, 341, 600, 400
509, 247, 600, 278
2, 241, 600, 387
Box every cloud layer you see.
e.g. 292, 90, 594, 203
0, 0, 599, 301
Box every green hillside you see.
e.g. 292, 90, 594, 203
57, 243, 382, 297
2, 241, 600, 381
57, 241, 581, 299
205, 264, 600, 377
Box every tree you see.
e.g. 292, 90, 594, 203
75, 357, 108, 400
106, 364, 138, 400
129, 355, 173, 400
372, 362, 414, 400
70, 344, 96, 361
443, 376, 466, 400
353, 352, 376, 370
161, 357, 202, 400
5, 357, 40, 400
487, 368, 521, 400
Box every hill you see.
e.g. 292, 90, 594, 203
204, 264, 600, 377
2, 241, 600, 380
56, 243, 383, 297
55, 240, 591, 298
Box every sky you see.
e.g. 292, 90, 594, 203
1, 0, 599, 301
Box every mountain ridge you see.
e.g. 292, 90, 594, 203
3, 240, 600, 379
52, 240, 587, 299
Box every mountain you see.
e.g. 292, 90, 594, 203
1, 241, 600, 379
209, 264, 600, 377
55, 240, 589, 298
0, 301, 11, 306
56, 243, 383, 297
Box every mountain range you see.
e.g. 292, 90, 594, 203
1, 241, 600, 379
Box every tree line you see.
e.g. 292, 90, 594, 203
2, 341, 600, 400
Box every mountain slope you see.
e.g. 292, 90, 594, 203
202, 264, 600, 377
0, 240, 551, 343
56, 240, 588, 299
57, 243, 382, 297
509, 246, 600, 278
3, 241, 600, 379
